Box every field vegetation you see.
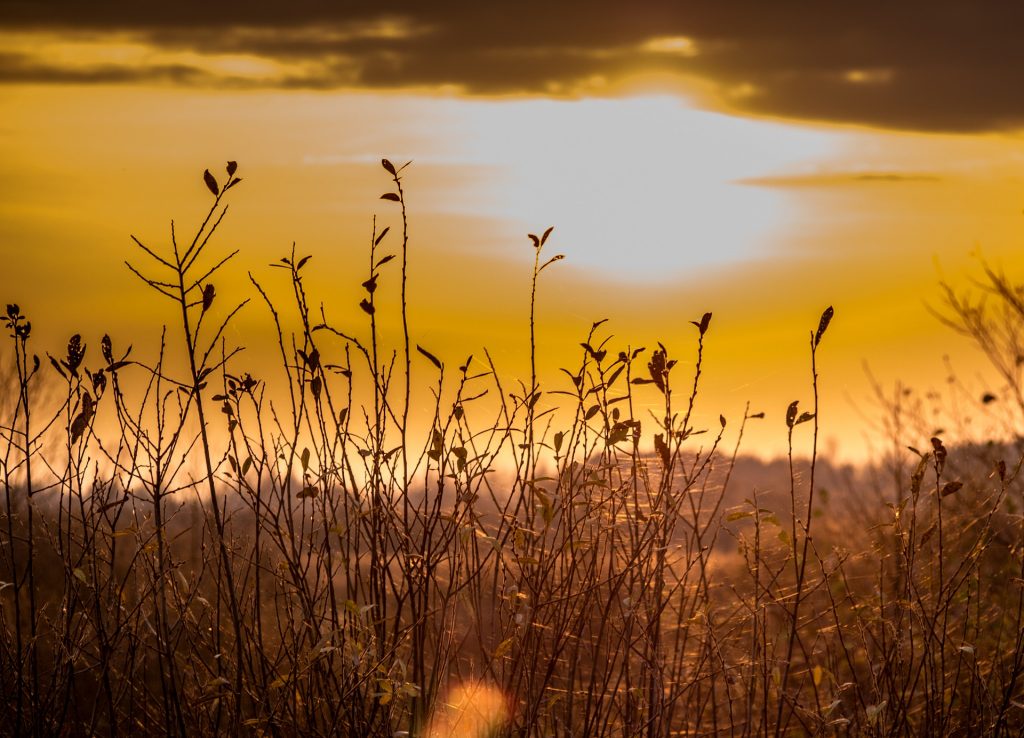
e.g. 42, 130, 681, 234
2, 161, 1024, 736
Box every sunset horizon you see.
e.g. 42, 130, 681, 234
4, 4, 1024, 460
4, 4, 1024, 736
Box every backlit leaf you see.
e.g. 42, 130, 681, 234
493, 637, 515, 659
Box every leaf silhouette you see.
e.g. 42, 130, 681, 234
380, 193, 401, 202
66, 334, 85, 375
815, 306, 834, 347
785, 401, 799, 428
795, 411, 815, 425
226, 161, 237, 176
203, 169, 219, 196
202, 284, 215, 312
417, 345, 443, 370
70, 393, 94, 444
539, 254, 564, 272
382, 158, 396, 175
654, 433, 671, 468
689, 312, 712, 335
647, 349, 668, 393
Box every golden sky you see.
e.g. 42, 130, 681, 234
2, 5, 1024, 459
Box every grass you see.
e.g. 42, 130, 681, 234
2, 160, 1024, 736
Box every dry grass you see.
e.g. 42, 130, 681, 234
2, 161, 1024, 736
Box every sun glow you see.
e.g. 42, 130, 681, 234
640, 36, 699, 57
443, 95, 836, 277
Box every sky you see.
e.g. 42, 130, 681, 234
2, 2, 1024, 459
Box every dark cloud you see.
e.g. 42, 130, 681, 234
0, 52, 216, 86
2, 1, 1023, 132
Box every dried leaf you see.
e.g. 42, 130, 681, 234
931, 437, 947, 470
940, 480, 963, 498
48, 355, 67, 379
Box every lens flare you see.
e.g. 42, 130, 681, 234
426, 681, 509, 738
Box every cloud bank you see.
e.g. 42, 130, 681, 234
2, 1, 1023, 132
